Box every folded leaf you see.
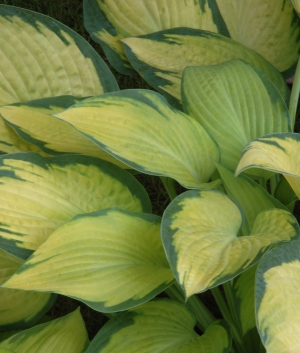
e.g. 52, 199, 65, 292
56, 90, 220, 189
236, 133, 300, 199
0, 153, 150, 259
87, 299, 231, 353
216, 164, 287, 234
0, 5, 118, 105
162, 189, 299, 298
0, 308, 89, 353
83, 0, 228, 74
2, 208, 174, 312
123, 29, 290, 108
215, 0, 300, 76
182, 60, 291, 172
256, 240, 300, 353
0, 249, 55, 331
0, 105, 127, 168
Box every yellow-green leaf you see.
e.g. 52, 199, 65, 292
87, 300, 231, 353
236, 133, 300, 199
256, 240, 300, 353
215, 0, 300, 76
2, 209, 174, 312
182, 60, 291, 172
0, 5, 118, 105
216, 163, 287, 235
0, 105, 127, 168
123, 29, 290, 108
0, 153, 150, 259
83, 0, 228, 74
0, 308, 89, 353
0, 249, 55, 331
56, 90, 220, 189
162, 190, 299, 298
291, 0, 300, 16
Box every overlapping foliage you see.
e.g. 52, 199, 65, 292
0, 1, 300, 352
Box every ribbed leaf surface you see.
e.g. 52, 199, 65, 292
3, 209, 174, 312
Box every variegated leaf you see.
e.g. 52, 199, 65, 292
0, 104, 127, 168
182, 60, 291, 172
83, 0, 228, 74
0, 5, 118, 105
87, 300, 231, 353
256, 240, 300, 353
236, 133, 300, 199
123, 29, 290, 108
215, 0, 300, 76
0, 309, 89, 353
55, 90, 220, 189
2, 209, 174, 312
0, 153, 150, 259
162, 189, 299, 298
0, 249, 55, 331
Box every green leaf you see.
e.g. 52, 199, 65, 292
236, 133, 300, 199
256, 240, 300, 353
275, 176, 297, 212
291, 0, 300, 16
182, 60, 291, 173
0, 5, 118, 105
2, 208, 174, 312
83, 0, 228, 75
0, 308, 89, 353
216, 163, 288, 235
86, 299, 231, 353
55, 90, 220, 189
0, 249, 55, 331
161, 189, 299, 298
123, 29, 290, 108
215, 0, 300, 76
0, 104, 128, 168
0, 153, 150, 259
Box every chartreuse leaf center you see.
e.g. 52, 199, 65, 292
162, 189, 299, 298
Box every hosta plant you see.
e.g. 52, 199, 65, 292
0, 2, 300, 353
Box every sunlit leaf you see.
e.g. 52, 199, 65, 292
0, 249, 55, 331
86, 299, 231, 353
162, 189, 299, 298
0, 309, 89, 353
3, 209, 174, 312
56, 90, 220, 189
0, 153, 150, 259
256, 240, 300, 353
236, 133, 300, 199
0, 5, 118, 105
123, 29, 290, 108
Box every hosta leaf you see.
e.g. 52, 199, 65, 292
275, 176, 297, 212
216, 164, 287, 235
291, 0, 300, 16
256, 240, 300, 353
123, 29, 290, 108
55, 90, 220, 189
0, 308, 89, 353
3, 209, 174, 312
215, 0, 300, 76
0, 249, 55, 331
161, 189, 299, 298
236, 133, 300, 199
87, 299, 231, 353
0, 153, 150, 259
0, 105, 127, 168
0, 5, 118, 106
83, 0, 228, 75
182, 60, 291, 172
